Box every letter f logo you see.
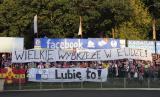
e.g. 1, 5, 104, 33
47, 39, 51, 48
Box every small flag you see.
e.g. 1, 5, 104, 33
153, 19, 156, 40
34, 15, 38, 34
78, 16, 82, 36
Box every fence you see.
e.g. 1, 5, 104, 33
3, 78, 160, 90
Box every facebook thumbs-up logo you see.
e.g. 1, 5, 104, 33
87, 40, 95, 48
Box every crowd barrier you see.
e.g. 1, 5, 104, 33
3, 78, 160, 90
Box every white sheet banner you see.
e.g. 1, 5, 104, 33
0, 37, 24, 53
12, 48, 152, 63
28, 68, 108, 82
128, 40, 155, 53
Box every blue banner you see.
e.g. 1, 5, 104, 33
34, 38, 120, 49
34, 38, 88, 49
87, 38, 120, 49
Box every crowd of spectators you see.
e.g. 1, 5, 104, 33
1, 53, 160, 81
107, 59, 159, 80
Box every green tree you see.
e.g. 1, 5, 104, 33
115, 0, 152, 40
141, 0, 160, 40
0, 0, 153, 48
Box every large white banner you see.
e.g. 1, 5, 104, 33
12, 48, 152, 63
28, 68, 108, 82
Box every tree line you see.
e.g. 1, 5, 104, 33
0, 0, 160, 48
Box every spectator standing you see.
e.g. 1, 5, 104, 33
37, 62, 44, 69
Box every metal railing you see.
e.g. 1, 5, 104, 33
3, 78, 160, 90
